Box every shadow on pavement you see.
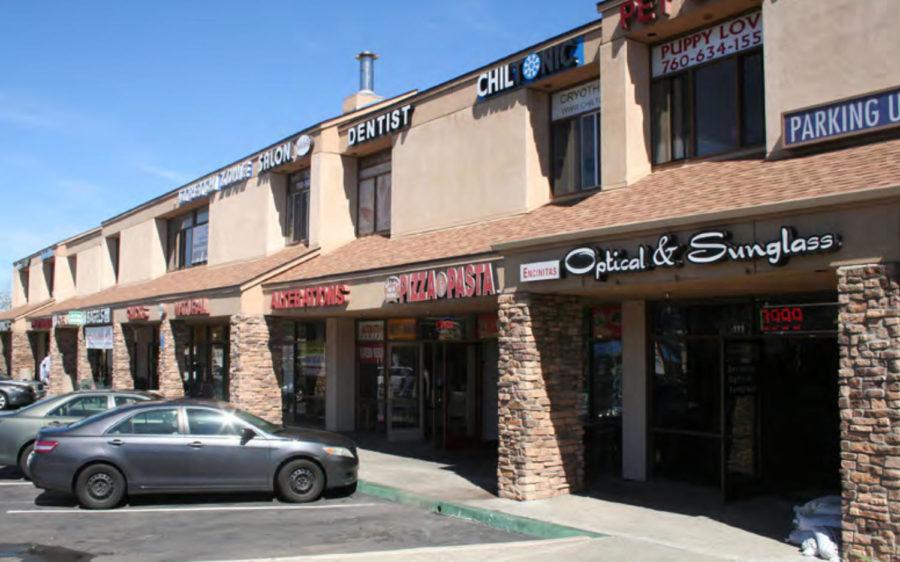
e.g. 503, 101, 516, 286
35, 486, 357, 508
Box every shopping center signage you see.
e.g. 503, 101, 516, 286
258, 135, 313, 174
563, 226, 841, 282
552, 81, 600, 121
783, 87, 900, 147
477, 36, 584, 101
126, 306, 150, 321
347, 105, 413, 147
619, 0, 672, 30
651, 11, 762, 78
520, 260, 561, 283
30, 318, 52, 331
83, 307, 111, 325
173, 298, 209, 317
53, 311, 83, 328
270, 284, 350, 310
383, 262, 497, 304
178, 160, 254, 205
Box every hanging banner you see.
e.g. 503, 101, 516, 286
85, 326, 114, 350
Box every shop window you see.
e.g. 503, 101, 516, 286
87, 349, 113, 389
107, 235, 120, 282
552, 111, 601, 196
280, 321, 326, 428
286, 169, 310, 244
652, 50, 764, 164
357, 151, 391, 236
167, 207, 209, 271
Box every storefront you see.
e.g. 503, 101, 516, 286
172, 298, 229, 400
122, 305, 160, 391
277, 320, 326, 427
82, 307, 113, 389
28, 317, 51, 380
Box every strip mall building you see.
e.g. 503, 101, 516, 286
2, 1, 898, 558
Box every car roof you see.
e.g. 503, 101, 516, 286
107, 398, 230, 414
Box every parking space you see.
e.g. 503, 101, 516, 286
0, 467, 527, 561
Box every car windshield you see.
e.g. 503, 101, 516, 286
231, 409, 282, 434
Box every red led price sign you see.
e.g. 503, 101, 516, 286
759, 303, 837, 334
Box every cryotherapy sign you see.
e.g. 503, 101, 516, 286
477, 37, 584, 100
651, 11, 762, 78
563, 227, 841, 282
783, 87, 900, 147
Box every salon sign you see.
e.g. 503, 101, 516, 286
563, 226, 841, 282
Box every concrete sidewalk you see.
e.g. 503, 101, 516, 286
357, 447, 809, 562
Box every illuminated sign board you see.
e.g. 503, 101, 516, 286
347, 105, 413, 147
384, 262, 497, 304
271, 285, 350, 310
477, 37, 583, 100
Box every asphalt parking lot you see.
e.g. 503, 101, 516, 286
0, 466, 528, 561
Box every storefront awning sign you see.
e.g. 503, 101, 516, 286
271, 284, 350, 310
520, 260, 561, 283
126, 306, 150, 321
347, 105, 413, 147
563, 226, 841, 282
384, 262, 497, 304
173, 298, 209, 317
30, 318, 52, 331
83, 307, 111, 325
783, 87, 900, 147
85, 326, 113, 350
477, 36, 584, 101
651, 11, 762, 78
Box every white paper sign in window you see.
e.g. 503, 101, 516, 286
552, 81, 600, 121
651, 11, 763, 78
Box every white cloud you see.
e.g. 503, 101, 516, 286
134, 162, 189, 184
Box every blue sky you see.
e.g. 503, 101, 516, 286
0, 1, 598, 297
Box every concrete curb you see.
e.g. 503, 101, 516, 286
357, 480, 605, 540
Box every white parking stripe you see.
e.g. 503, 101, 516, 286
0, 482, 31, 486
8, 503, 377, 515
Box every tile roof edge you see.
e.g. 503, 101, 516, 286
239, 247, 321, 291
0, 300, 55, 321
263, 252, 505, 290
493, 183, 900, 252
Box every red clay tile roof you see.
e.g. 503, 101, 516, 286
40, 244, 315, 316
267, 139, 900, 285
0, 300, 54, 321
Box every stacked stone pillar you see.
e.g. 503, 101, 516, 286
111, 323, 134, 390
837, 264, 899, 561
157, 320, 186, 398
76, 328, 92, 389
497, 292, 585, 501
10, 330, 33, 379
229, 315, 281, 424
49, 329, 78, 394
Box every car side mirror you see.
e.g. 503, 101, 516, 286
240, 427, 256, 445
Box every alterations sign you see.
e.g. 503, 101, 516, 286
651, 11, 762, 78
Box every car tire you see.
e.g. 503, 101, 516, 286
0, 391, 7, 410
17, 443, 34, 480
75, 464, 126, 510
277, 459, 325, 503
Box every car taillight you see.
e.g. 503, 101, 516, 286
34, 440, 58, 454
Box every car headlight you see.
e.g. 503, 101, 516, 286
323, 446, 355, 459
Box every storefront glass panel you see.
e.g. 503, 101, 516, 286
183, 324, 229, 400
586, 306, 623, 478
280, 321, 326, 428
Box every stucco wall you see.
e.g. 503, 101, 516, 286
117, 218, 167, 285
764, 0, 900, 154
207, 174, 286, 266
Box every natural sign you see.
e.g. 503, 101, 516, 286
173, 299, 209, 317
563, 227, 841, 282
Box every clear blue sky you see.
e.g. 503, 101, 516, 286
0, 1, 598, 297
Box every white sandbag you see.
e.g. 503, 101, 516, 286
800, 537, 818, 557
814, 528, 841, 562
794, 512, 841, 531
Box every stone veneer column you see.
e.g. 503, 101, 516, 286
157, 320, 186, 398
76, 328, 92, 390
837, 264, 900, 561
49, 329, 78, 395
229, 315, 281, 424
497, 292, 585, 501
111, 323, 134, 390
10, 330, 33, 379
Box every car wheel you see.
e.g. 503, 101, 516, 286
17, 443, 34, 480
0, 391, 7, 410
277, 459, 325, 503
75, 464, 126, 510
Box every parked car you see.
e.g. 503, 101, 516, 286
29, 400, 359, 509
0, 390, 160, 478
0, 375, 45, 410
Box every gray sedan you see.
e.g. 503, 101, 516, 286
29, 400, 359, 509
0, 390, 158, 478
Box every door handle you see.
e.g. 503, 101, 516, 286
188, 441, 204, 448
107, 439, 124, 447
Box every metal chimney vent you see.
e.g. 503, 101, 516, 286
356, 51, 378, 93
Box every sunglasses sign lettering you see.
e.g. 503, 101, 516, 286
563, 227, 841, 281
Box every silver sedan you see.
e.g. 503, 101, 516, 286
29, 399, 359, 509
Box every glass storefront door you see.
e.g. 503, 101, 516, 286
386, 343, 422, 440
280, 321, 327, 427
183, 324, 229, 400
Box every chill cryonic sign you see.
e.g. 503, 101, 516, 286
651, 11, 762, 78
563, 227, 841, 282
783, 88, 900, 147
477, 37, 583, 100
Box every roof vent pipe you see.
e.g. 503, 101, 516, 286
356, 51, 378, 93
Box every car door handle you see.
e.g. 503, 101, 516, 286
188, 441, 204, 448
107, 439, 124, 447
